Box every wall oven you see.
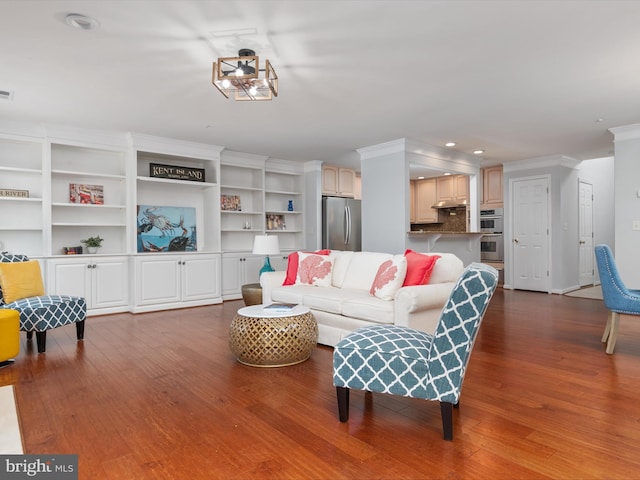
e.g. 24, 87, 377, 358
480, 208, 504, 262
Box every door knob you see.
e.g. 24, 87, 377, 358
579, 240, 586, 245
513, 238, 519, 244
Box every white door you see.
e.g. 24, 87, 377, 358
512, 176, 550, 292
578, 180, 594, 286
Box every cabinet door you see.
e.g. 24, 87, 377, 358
415, 179, 438, 223
135, 256, 181, 306
337, 168, 356, 197
454, 175, 469, 202
49, 261, 91, 304
410, 181, 416, 223
92, 258, 128, 309
322, 165, 338, 195
482, 166, 503, 206
182, 255, 220, 301
244, 256, 264, 284
221, 254, 243, 297
436, 176, 454, 202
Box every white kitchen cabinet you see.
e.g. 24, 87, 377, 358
322, 165, 356, 197
48, 256, 129, 314
221, 252, 263, 300
133, 253, 221, 312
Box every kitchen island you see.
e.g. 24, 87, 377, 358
406, 231, 483, 266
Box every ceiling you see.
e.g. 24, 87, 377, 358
2, 0, 640, 172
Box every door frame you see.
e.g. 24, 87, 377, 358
578, 179, 595, 287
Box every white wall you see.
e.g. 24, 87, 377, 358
611, 125, 640, 287
360, 151, 408, 253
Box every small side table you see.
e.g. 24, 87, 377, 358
229, 304, 318, 367
241, 283, 262, 306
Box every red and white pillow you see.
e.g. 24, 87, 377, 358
295, 252, 334, 287
282, 249, 330, 286
369, 255, 407, 301
402, 250, 440, 286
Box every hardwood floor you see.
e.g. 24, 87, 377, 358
2, 289, 640, 479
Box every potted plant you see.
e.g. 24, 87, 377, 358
81, 235, 104, 254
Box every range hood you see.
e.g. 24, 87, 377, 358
431, 200, 468, 209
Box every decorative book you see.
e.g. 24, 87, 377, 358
221, 195, 241, 211
263, 302, 297, 312
69, 184, 104, 205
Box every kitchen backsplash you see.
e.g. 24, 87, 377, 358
411, 207, 468, 232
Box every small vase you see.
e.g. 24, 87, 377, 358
87, 247, 98, 254
288, 200, 294, 211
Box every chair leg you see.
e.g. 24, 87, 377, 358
606, 312, 620, 354
35, 331, 46, 354
440, 402, 454, 441
336, 386, 350, 422
26, 331, 33, 340
602, 311, 613, 343
76, 320, 85, 341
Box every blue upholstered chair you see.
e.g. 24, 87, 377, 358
0, 253, 86, 354
594, 244, 640, 354
333, 262, 498, 441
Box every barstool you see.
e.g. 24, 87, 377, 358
0, 309, 20, 368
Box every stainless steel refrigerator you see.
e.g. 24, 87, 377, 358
322, 197, 362, 251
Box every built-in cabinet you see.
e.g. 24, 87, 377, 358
436, 174, 469, 203
221, 253, 263, 299
133, 254, 221, 313
0, 134, 45, 257
48, 256, 129, 314
0, 124, 307, 313
322, 164, 356, 197
481, 165, 503, 208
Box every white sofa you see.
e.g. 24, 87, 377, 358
260, 250, 464, 347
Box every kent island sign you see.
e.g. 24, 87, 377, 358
149, 163, 205, 182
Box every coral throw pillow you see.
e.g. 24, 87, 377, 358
283, 249, 330, 285
295, 252, 334, 287
0, 260, 45, 304
403, 250, 441, 286
370, 255, 407, 301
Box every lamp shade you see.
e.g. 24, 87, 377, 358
252, 235, 280, 255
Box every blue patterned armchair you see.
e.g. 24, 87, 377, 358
333, 262, 498, 441
0, 253, 87, 354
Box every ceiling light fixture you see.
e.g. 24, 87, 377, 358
212, 49, 278, 101
64, 13, 99, 30
473, 149, 484, 155
445, 142, 456, 147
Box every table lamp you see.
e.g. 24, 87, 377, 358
252, 234, 280, 276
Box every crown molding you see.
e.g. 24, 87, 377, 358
503, 154, 579, 173
609, 123, 640, 142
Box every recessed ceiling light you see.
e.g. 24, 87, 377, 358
65, 13, 100, 30
445, 142, 456, 147
595, 117, 605, 123
443, 172, 452, 176
417, 176, 425, 180
473, 150, 484, 155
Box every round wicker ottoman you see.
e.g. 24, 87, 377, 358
229, 304, 318, 367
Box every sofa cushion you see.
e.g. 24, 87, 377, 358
370, 255, 407, 301
341, 252, 394, 291
341, 295, 394, 324
303, 288, 371, 315
403, 250, 441, 286
296, 253, 334, 287
330, 250, 354, 288
283, 249, 330, 286
429, 252, 465, 284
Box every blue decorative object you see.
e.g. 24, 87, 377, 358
288, 200, 294, 211
259, 256, 275, 276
